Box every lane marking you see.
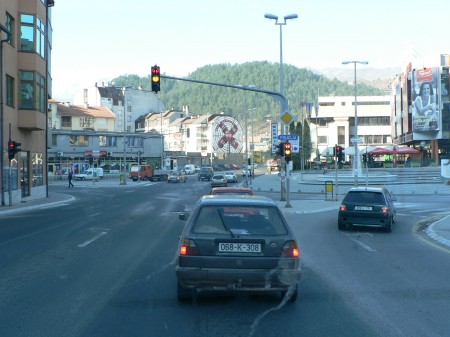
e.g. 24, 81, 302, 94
345, 234, 376, 252
78, 231, 108, 248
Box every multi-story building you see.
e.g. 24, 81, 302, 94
390, 56, 450, 165
0, 0, 54, 206
311, 95, 392, 161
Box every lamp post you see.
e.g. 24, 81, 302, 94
121, 87, 127, 184
264, 13, 298, 134
342, 60, 368, 186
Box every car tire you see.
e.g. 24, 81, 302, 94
177, 282, 192, 301
338, 221, 345, 230
384, 219, 392, 233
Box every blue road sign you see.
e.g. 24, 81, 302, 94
278, 134, 298, 141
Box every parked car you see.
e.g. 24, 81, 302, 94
338, 187, 397, 232
210, 173, 227, 187
198, 166, 214, 181
168, 170, 187, 183
194, 166, 201, 173
176, 195, 301, 302
210, 187, 254, 195
223, 171, 237, 183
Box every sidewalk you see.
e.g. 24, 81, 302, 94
1, 173, 449, 249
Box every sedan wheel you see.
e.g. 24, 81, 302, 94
177, 282, 192, 301
384, 218, 392, 233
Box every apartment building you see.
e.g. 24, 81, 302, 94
0, 0, 54, 206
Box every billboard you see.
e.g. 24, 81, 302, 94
411, 68, 439, 132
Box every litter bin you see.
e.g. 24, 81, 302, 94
325, 181, 334, 200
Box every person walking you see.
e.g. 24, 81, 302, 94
68, 170, 74, 188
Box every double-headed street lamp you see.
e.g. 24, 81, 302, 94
264, 13, 298, 98
342, 60, 368, 186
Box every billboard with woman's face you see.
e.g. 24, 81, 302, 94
411, 68, 439, 132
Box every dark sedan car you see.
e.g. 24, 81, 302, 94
176, 195, 302, 302
338, 187, 397, 232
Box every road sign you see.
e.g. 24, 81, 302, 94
280, 110, 295, 126
278, 135, 300, 153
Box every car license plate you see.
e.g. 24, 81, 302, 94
218, 242, 261, 253
355, 206, 373, 211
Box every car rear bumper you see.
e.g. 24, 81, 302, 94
338, 212, 392, 227
176, 266, 301, 292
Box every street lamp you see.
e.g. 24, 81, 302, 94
342, 60, 368, 186
264, 13, 298, 134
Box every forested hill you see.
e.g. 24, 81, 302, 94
111, 61, 385, 125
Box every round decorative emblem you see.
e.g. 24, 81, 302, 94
212, 116, 243, 153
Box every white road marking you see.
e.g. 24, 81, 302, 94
78, 231, 108, 248
345, 234, 376, 252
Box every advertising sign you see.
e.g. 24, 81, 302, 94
411, 67, 439, 132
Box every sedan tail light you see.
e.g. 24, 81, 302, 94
281, 240, 300, 257
339, 204, 347, 211
180, 238, 200, 256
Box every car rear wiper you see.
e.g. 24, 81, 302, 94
217, 209, 235, 238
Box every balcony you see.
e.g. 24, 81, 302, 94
18, 110, 46, 131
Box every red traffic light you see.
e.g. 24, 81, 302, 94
284, 142, 292, 154
151, 65, 161, 93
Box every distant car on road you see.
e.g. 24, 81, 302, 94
168, 170, 187, 183
176, 195, 301, 302
223, 171, 237, 183
198, 166, 214, 181
338, 186, 397, 232
210, 173, 227, 187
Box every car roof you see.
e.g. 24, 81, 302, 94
347, 187, 389, 193
199, 194, 276, 206
210, 187, 254, 195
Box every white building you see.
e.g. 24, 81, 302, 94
311, 95, 392, 160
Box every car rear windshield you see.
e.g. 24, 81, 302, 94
343, 191, 386, 204
192, 205, 288, 235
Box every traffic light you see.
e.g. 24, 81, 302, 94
275, 142, 285, 157
284, 142, 292, 163
336, 146, 344, 162
8, 140, 21, 160
151, 65, 160, 93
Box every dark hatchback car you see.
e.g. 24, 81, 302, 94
176, 195, 302, 302
198, 166, 214, 181
338, 187, 397, 232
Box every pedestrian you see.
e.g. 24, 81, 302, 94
68, 170, 74, 188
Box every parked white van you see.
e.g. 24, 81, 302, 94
74, 168, 104, 180
183, 164, 196, 175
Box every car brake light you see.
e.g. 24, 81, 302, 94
281, 240, 300, 257
381, 207, 389, 213
180, 238, 200, 256
339, 204, 347, 211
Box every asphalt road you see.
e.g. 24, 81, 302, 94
0, 177, 449, 337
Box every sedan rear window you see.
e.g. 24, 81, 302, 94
192, 206, 288, 235
343, 191, 386, 204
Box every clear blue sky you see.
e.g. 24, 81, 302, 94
51, 0, 449, 101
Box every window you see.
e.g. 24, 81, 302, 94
337, 126, 345, 145
6, 13, 14, 46
61, 116, 72, 128
20, 14, 46, 58
69, 135, 88, 147
37, 74, 45, 112
20, 14, 35, 51
36, 17, 46, 57
6, 75, 14, 107
318, 136, 328, 145
99, 136, 117, 147
19, 71, 34, 109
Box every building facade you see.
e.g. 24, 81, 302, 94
311, 95, 392, 161
0, 0, 54, 206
